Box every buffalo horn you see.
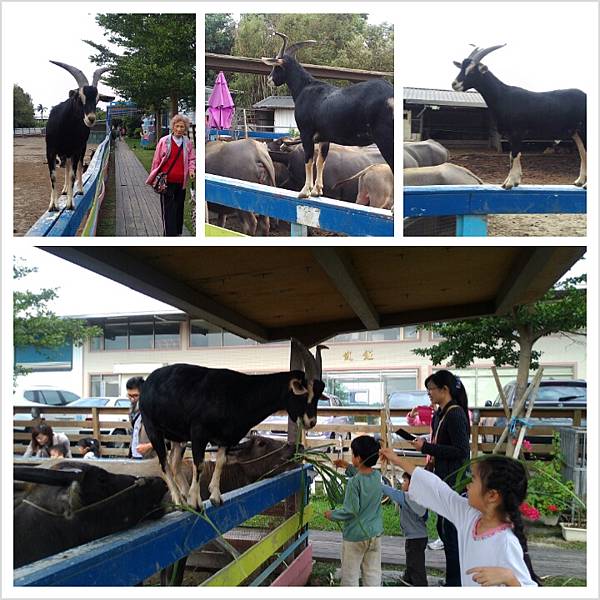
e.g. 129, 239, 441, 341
91, 66, 111, 88
286, 40, 318, 56
315, 345, 329, 379
467, 44, 506, 65
291, 338, 319, 382
50, 60, 89, 88
274, 31, 288, 59
14, 466, 83, 486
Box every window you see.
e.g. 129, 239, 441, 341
104, 323, 128, 350
190, 320, 223, 347
90, 318, 182, 351
129, 322, 154, 350
90, 375, 120, 397
38, 390, 66, 406
155, 321, 180, 350
403, 325, 418, 340
368, 328, 401, 342
223, 332, 256, 346
62, 391, 80, 404
116, 399, 131, 408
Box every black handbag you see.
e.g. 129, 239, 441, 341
152, 141, 183, 194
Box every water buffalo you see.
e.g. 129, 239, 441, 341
206, 138, 276, 236
269, 140, 386, 202
334, 164, 394, 210
404, 139, 449, 167
14, 462, 168, 568
404, 163, 484, 185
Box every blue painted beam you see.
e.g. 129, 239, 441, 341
209, 129, 286, 140
26, 135, 111, 237
404, 184, 586, 218
205, 174, 394, 237
14, 466, 309, 587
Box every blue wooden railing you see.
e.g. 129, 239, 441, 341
26, 134, 112, 237
206, 174, 393, 237
14, 466, 311, 587
404, 184, 586, 236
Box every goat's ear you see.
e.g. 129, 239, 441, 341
478, 64, 488, 74
453, 61, 462, 68
69, 89, 78, 98
99, 94, 115, 102
261, 57, 283, 66
289, 378, 308, 396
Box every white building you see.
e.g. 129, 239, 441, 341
16, 311, 586, 407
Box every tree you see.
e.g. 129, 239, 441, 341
205, 13, 236, 85
86, 14, 195, 132
36, 103, 48, 120
13, 261, 101, 384
413, 275, 586, 404
14, 85, 36, 127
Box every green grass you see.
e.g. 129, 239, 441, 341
542, 576, 587, 586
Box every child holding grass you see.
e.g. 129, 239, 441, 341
379, 448, 541, 587
382, 472, 429, 586
325, 435, 383, 586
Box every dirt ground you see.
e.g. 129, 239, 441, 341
13, 136, 98, 236
448, 148, 586, 237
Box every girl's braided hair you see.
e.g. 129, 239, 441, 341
477, 455, 543, 585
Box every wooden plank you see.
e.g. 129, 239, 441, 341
270, 543, 313, 586
202, 505, 313, 586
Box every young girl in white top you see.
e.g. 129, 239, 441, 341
379, 449, 541, 587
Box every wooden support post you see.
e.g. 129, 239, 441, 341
491, 366, 510, 419
512, 368, 544, 458
91, 407, 101, 444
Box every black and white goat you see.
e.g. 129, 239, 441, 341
140, 339, 327, 508
46, 62, 114, 211
262, 32, 393, 198
452, 45, 586, 189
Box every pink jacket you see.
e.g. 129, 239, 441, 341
146, 135, 196, 189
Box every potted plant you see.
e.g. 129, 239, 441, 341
521, 436, 574, 527
560, 504, 586, 542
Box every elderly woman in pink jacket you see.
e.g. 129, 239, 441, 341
146, 114, 196, 236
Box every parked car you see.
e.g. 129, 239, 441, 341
387, 391, 430, 441
481, 379, 587, 446
257, 394, 352, 442
60, 397, 131, 441
13, 385, 81, 431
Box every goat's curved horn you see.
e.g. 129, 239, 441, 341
274, 31, 288, 59
286, 40, 318, 57
467, 44, 506, 65
91, 66, 111, 88
291, 338, 319, 382
315, 345, 329, 379
50, 60, 89, 88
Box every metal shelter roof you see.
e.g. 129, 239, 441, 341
404, 87, 487, 109
42, 246, 584, 347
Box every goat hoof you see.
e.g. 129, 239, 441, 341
310, 188, 322, 197
209, 492, 223, 506
48, 205, 58, 212
298, 190, 311, 198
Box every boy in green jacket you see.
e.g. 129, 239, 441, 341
325, 435, 383, 586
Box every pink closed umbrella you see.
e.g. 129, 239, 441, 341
207, 71, 235, 129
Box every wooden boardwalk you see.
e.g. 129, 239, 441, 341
309, 530, 586, 580
114, 139, 191, 237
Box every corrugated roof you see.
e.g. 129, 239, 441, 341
404, 87, 487, 108
253, 89, 487, 111
253, 95, 295, 109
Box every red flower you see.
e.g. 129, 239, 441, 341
547, 504, 558, 512
519, 502, 540, 521
523, 440, 533, 452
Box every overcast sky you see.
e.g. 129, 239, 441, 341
4, 5, 121, 111
12, 247, 588, 318
13, 247, 177, 317
401, 2, 597, 91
